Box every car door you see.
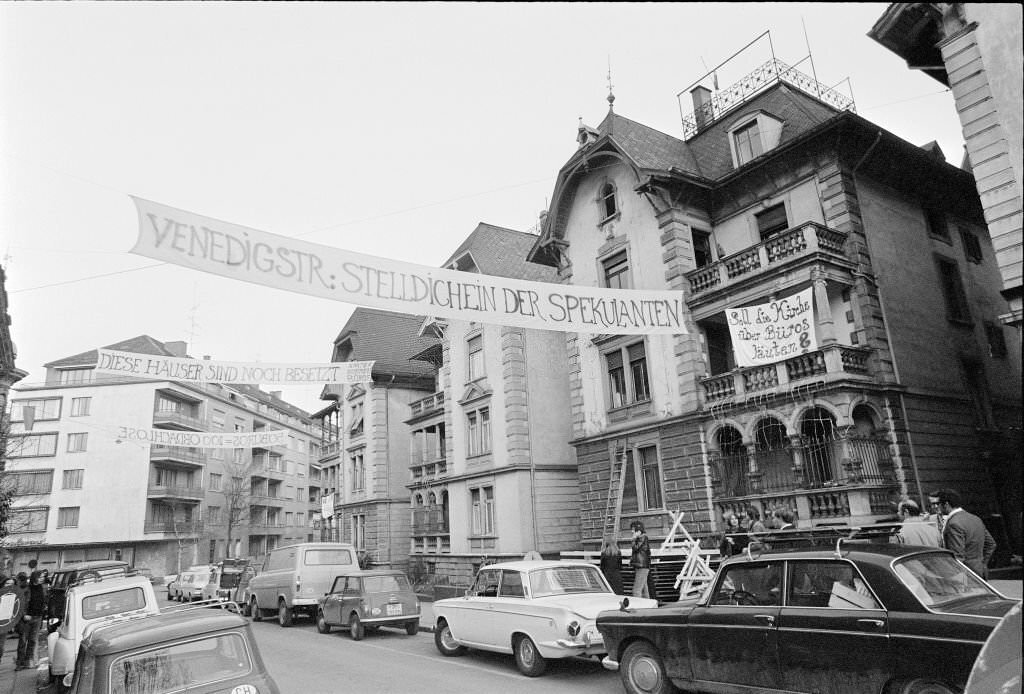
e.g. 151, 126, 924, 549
454, 569, 501, 646
481, 570, 529, 648
777, 559, 892, 693
321, 576, 346, 625
338, 576, 362, 625
687, 560, 783, 690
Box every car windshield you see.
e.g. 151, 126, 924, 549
529, 566, 608, 598
893, 553, 995, 610
110, 632, 252, 694
82, 588, 146, 620
363, 575, 410, 593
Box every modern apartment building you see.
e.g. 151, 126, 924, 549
527, 60, 1021, 552
3, 335, 319, 576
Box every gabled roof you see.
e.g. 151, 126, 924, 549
333, 308, 439, 382
45, 335, 180, 368
442, 223, 558, 283
591, 112, 703, 178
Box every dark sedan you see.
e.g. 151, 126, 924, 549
597, 541, 1019, 694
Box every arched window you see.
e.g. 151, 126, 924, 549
754, 418, 793, 492
600, 182, 617, 220
852, 404, 878, 436
801, 407, 837, 487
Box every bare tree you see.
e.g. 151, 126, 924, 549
217, 457, 257, 559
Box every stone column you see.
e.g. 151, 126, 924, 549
812, 266, 836, 346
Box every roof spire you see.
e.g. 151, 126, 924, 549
606, 56, 615, 111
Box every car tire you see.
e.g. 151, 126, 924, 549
251, 597, 263, 622
278, 600, 293, 627
895, 680, 957, 694
513, 634, 547, 677
621, 641, 676, 694
349, 614, 364, 641
434, 619, 467, 656
316, 610, 332, 634
405, 620, 419, 636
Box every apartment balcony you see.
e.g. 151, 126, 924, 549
409, 392, 444, 420
410, 456, 447, 483
250, 459, 285, 481
700, 344, 873, 405
144, 520, 203, 535
152, 410, 205, 431
149, 445, 204, 468
249, 521, 286, 530
147, 484, 205, 502
686, 222, 852, 311
318, 440, 341, 464
412, 507, 449, 535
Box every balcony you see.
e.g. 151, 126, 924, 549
149, 445, 204, 468
410, 392, 444, 419
144, 520, 203, 535
686, 222, 849, 305
147, 484, 204, 502
412, 507, 449, 535
152, 409, 205, 431
318, 440, 341, 463
700, 344, 872, 404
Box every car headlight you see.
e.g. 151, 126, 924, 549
567, 621, 581, 637
371, 607, 381, 616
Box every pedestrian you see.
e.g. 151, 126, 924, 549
934, 488, 996, 578
0, 574, 11, 665
629, 521, 651, 599
598, 537, 623, 594
747, 507, 767, 534
773, 508, 795, 531
925, 491, 947, 542
16, 569, 47, 670
894, 497, 943, 547
718, 512, 750, 557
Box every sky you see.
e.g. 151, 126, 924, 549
1, 2, 967, 415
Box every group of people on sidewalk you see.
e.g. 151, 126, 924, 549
595, 487, 998, 600
0, 560, 50, 672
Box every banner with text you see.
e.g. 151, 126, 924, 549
118, 426, 288, 449
130, 197, 687, 335
95, 349, 374, 385
726, 288, 817, 367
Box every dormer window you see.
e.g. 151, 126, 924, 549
727, 112, 784, 168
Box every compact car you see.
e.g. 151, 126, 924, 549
63, 607, 280, 694
174, 566, 214, 602
596, 541, 1019, 694
149, 574, 176, 600
47, 561, 131, 621
315, 569, 420, 639
47, 574, 160, 685
432, 560, 658, 677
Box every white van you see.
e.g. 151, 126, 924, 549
247, 542, 358, 627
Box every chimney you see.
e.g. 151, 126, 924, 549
164, 340, 188, 357
691, 85, 713, 131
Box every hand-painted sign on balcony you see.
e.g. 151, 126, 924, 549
118, 426, 287, 448
129, 196, 687, 335
95, 349, 374, 385
726, 288, 816, 367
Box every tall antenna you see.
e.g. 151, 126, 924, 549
802, 17, 821, 98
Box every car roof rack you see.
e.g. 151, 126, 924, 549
84, 600, 242, 638
68, 567, 142, 589
739, 523, 903, 559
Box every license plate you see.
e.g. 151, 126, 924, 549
386, 604, 402, 616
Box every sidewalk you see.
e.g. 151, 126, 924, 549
0, 633, 47, 694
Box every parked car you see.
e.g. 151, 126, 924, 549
316, 570, 420, 640
201, 559, 251, 603
247, 542, 358, 626
965, 600, 1022, 694
62, 606, 280, 694
46, 574, 160, 686
596, 540, 1019, 694
432, 560, 658, 677
148, 573, 176, 600
47, 561, 131, 622
175, 565, 215, 602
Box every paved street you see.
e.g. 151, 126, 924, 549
249, 616, 622, 694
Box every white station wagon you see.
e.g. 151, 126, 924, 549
432, 560, 658, 677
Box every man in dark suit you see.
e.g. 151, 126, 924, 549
934, 488, 996, 578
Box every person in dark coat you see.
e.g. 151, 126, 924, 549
718, 512, 750, 557
935, 488, 996, 577
598, 538, 623, 594
629, 521, 652, 599
16, 570, 47, 670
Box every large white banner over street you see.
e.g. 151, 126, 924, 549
129, 197, 687, 335
95, 348, 374, 385
726, 288, 817, 367
118, 427, 288, 448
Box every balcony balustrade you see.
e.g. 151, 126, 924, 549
152, 409, 205, 430
149, 445, 204, 466
410, 392, 445, 419
700, 344, 872, 404
144, 519, 203, 535
411, 507, 449, 535
686, 222, 848, 301
318, 440, 341, 462
146, 484, 204, 501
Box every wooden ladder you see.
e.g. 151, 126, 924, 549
602, 440, 628, 540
